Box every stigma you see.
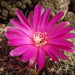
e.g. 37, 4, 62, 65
34, 32, 47, 46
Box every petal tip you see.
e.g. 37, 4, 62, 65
59, 11, 64, 16
73, 50, 75, 53
10, 19, 13, 23
16, 8, 22, 15
22, 60, 24, 62
8, 41, 10, 44
22, 59, 26, 62
36, 4, 41, 7
67, 22, 70, 25
47, 8, 52, 12
9, 50, 14, 57
4, 32, 7, 36
64, 56, 68, 60
38, 66, 43, 71
61, 11, 64, 14
35, 4, 43, 10
16, 8, 19, 13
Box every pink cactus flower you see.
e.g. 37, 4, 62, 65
5, 4, 75, 70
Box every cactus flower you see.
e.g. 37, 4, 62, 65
5, 4, 75, 70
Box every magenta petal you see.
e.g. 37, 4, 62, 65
38, 48, 46, 71
22, 46, 38, 62
10, 19, 33, 37
44, 46, 59, 62
5, 31, 23, 40
16, 9, 31, 27
57, 33, 75, 39
46, 22, 69, 34
46, 11, 64, 30
54, 22, 70, 29
28, 12, 33, 26
48, 27, 74, 38
5, 27, 28, 39
51, 22, 70, 32
5, 31, 28, 40
48, 51, 59, 62
48, 45, 68, 60
6, 27, 26, 36
29, 55, 37, 68
29, 49, 38, 67
49, 39, 74, 47
8, 38, 33, 46
33, 4, 44, 31
10, 45, 32, 56
41, 8, 51, 31
52, 44, 75, 53
10, 19, 31, 31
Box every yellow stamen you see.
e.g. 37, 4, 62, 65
34, 32, 47, 46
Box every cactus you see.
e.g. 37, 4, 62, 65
0, 0, 32, 19
39, 0, 70, 20
0, 33, 75, 75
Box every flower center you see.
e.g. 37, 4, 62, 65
34, 32, 47, 46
